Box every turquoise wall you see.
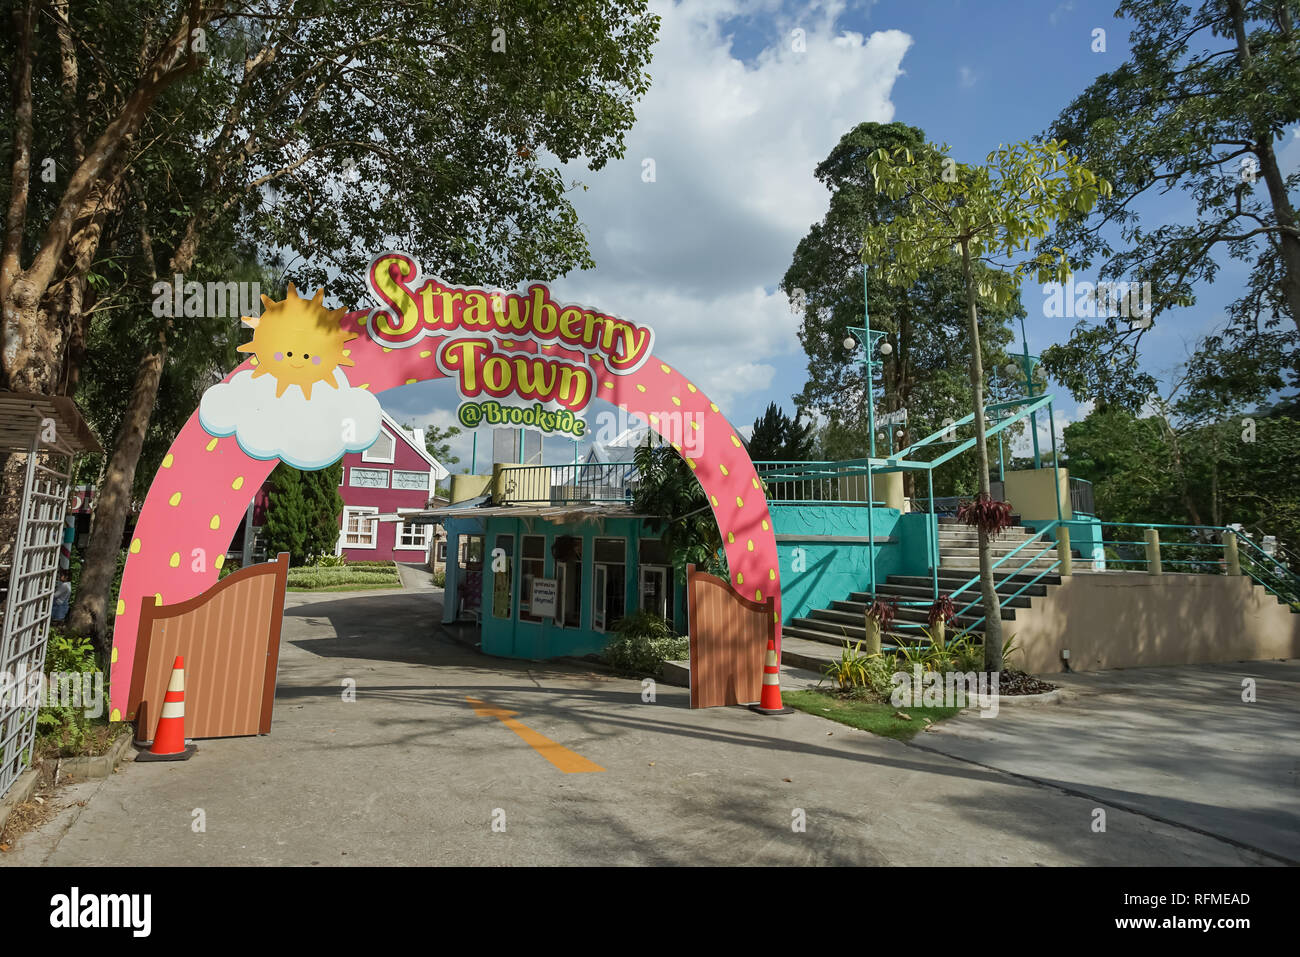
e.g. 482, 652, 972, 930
770, 505, 936, 623
1025, 516, 1105, 570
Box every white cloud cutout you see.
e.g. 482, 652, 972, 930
200, 368, 382, 470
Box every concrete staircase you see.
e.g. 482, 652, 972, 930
781, 518, 1064, 665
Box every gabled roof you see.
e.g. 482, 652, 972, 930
378, 409, 449, 480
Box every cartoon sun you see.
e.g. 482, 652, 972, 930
237, 283, 357, 400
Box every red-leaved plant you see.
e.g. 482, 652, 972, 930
956, 494, 1016, 538
927, 594, 956, 627
866, 598, 897, 629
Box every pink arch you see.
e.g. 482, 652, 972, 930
108, 310, 783, 719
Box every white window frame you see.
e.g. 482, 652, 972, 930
362, 427, 396, 464
392, 470, 431, 492
592, 536, 627, 634
639, 565, 672, 622
339, 466, 346, 486
349, 467, 389, 489
395, 509, 431, 551
339, 506, 379, 551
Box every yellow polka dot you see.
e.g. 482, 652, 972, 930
671, 396, 681, 406
357, 316, 368, 325
382, 347, 392, 354
727, 532, 735, 544
686, 458, 697, 470
747, 539, 754, 551
161, 454, 174, 469
343, 350, 352, 357
752, 477, 761, 489
671, 442, 682, 453
687, 383, 698, 393
769, 568, 777, 581
168, 491, 182, 506
251, 357, 258, 366
636, 384, 646, 393
648, 414, 659, 424
405, 378, 417, 385
215, 555, 225, 570
419, 350, 431, 358
710, 495, 718, 507
690, 420, 699, 430
359, 384, 370, 390
205, 438, 218, 452
111, 646, 118, 663
660, 363, 671, 374
710, 403, 719, 413
210, 515, 221, 530
109, 709, 120, 722
719, 464, 729, 476
154, 593, 163, 606
736, 496, 744, 508
603, 381, 614, 390
730, 435, 741, 447
130, 538, 141, 554
762, 519, 770, 531
169, 552, 180, 568
737, 573, 744, 585
501, 340, 515, 348
755, 589, 762, 600
232, 477, 244, 490
115, 599, 125, 615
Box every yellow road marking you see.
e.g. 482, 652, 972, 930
466, 697, 604, 773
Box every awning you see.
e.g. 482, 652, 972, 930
0, 390, 102, 455
373, 500, 649, 525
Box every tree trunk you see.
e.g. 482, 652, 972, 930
961, 241, 1004, 671
66, 333, 167, 650
1227, 0, 1300, 332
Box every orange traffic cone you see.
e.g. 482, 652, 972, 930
750, 637, 793, 715
136, 656, 197, 761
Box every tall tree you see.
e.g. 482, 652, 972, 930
1043, 0, 1300, 404
748, 402, 814, 461
781, 122, 1021, 494
630, 441, 726, 581
261, 463, 309, 565
863, 139, 1110, 670
300, 461, 344, 562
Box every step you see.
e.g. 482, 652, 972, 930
783, 620, 948, 650
884, 574, 1056, 597
808, 603, 1014, 631
845, 587, 1033, 610
939, 557, 1060, 571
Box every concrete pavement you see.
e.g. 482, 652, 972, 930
2, 587, 1285, 866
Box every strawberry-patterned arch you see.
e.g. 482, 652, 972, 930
107, 311, 783, 720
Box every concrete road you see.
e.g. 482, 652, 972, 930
2, 588, 1283, 866
912, 661, 1300, 865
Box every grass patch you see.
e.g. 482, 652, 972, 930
286, 562, 402, 591
784, 689, 963, 741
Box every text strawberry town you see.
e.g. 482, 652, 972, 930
366, 253, 655, 436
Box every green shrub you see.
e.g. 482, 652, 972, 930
822, 641, 897, 699
432, 568, 447, 587
601, 610, 689, 677
36, 630, 102, 754
316, 553, 347, 567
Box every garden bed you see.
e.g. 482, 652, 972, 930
785, 690, 962, 740
286, 561, 402, 591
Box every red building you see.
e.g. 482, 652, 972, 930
241, 411, 449, 564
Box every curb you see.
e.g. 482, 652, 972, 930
0, 768, 41, 835
977, 687, 1064, 706
54, 731, 136, 785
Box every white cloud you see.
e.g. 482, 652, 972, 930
200, 368, 382, 470
544, 0, 911, 422
958, 65, 977, 88
1049, 1, 1075, 26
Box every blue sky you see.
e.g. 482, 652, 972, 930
378, 0, 1299, 469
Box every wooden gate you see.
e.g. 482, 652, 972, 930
686, 564, 774, 708
127, 553, 289, 739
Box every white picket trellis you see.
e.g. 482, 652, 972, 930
0, 393, 99, 799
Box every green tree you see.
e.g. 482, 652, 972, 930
262, 464, 310, 565
300, 461, 345, 563
863, 139, 1110, 670
630, 442, 726, 581
781, 122, 1021, 494
1043, 0, 1300, 403
748, 402, 814, 461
